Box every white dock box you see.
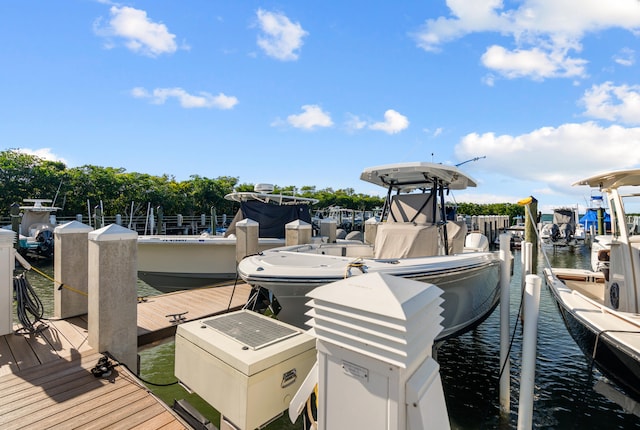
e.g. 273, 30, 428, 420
175, 310, 316, 430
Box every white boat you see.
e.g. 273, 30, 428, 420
137, 185, 318, 292
238, 161, 506, 341
12, 199, 59, 259
543, 168, 640, 403
541, 207, 579, 247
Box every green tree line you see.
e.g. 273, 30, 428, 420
0, 149, 523, 220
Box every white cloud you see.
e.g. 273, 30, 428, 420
131, 87, 238, 109
15, 148, 67, 165
581, 82, 640, 124
256, 9, 308, 61
414, 0, 640, 80
454, 122, 640, 192
95, 6, 178, 57
344, 113, 367, 132
369, 110, 409, 134
614, 48, 635, 66
481, 44, 587, 80
286, 105, 333, 129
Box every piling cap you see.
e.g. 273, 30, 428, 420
88, 224, 137, 241
0, 228, 16, 245
54, 220, 93, 234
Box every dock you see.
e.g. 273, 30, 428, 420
0, 283, 253, 429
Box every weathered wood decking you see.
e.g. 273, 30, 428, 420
0, 283, 254, 429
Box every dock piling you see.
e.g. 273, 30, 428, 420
499, 232, 512, 414
87, 224, 138, 372
54, 221, 93, 319
518, 274, 542, 430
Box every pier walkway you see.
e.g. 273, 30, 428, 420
0, 283, 253, 429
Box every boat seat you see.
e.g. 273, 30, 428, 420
446, 221, 467, 255
374, 223, 439, 259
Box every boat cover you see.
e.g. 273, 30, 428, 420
552, 209, 575, 225
388, 193, 437, 224
374, 223, 439, 259
579, 208, 611, 230
225, 201, 312, 239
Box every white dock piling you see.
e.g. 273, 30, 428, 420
517, 274, 542, 430
87, 224, 138, 372
54, 221, 93, 319
520, 241, 533, 322
0, 229, 15, 336
285, 219, 311, 246
235, 218, 259, 263
319, 219, 337, 243
499, 233, 512, 413
364, 217, 378, 245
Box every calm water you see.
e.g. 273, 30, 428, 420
15, 244, 640, 429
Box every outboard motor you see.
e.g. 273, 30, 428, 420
34, 228, 54, 258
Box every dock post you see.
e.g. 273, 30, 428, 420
54, 221, 93, 319
87, 224, 138, 372
10, 203, 20, 249
364, 217, 378, 245
499, 233, 512, 414
319, 219, 337, 243
520, 241, 533, 322
236, 219, 259, 263
523, 196, 538, 273
157, 206, 163, 235
517, 274, 541, 430
0, 229, 15, 336
285, 219, 311, 246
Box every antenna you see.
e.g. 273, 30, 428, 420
455, 156, 486, 167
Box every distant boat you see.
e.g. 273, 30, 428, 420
544, 168, 640, 403
137, 184, 318, 292
540, 207, 579, 247
13, 199, 59, 259
238, 161, 508, 341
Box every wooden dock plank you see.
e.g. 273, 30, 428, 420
0, 351, 102, 398
4, 332, 40, 370
42, 318, 92, 355
97, 397, 169, 430
43, 383, 146, 429
0, 336, 19, 376
18, 330, 61, 365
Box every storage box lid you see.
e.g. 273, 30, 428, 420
176, 310, 315, 375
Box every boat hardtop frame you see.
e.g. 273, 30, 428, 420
360, 161, 477, 191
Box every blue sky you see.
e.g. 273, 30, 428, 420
2, 1, 640, 213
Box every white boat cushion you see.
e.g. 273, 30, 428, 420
374, 223, 439, 259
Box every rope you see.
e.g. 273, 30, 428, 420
13, 273, 48, 335
15, 252, 88, 297
96, 353, 179, 387
344, 258, 366, 278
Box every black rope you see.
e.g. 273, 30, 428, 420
97, 353, 179, 387
497, 284, 525, 385
13, 273, 48, 335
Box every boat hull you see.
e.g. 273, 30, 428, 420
239, 249, 502, 341
544, 268, 640, 402
137, 236, 285, 292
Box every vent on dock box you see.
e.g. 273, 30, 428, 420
204, 311, 299, 350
